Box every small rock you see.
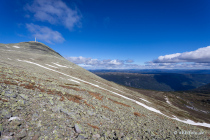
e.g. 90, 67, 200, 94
32, 133, 40, 140
60, 108, 76, 119
74, 123, 82, 133
87, 110, 95, 116
77, 134, 85, 139
1, 91, 5, 96
5, 91, 17, 98
19, 94, 28, 100
92, 134, 100, 139
102, 115, 110, 121
16, 129, 27, 139
1, 136, 13, 140
1, 109, 12, 119
17, 99, 25, 106
49, 99, 54, 105
51, 106, 61, 113
8, 70, 13, 74
38, 94, 43, 97
9, 119, 23, 130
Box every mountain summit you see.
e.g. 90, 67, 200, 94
0, 42, 209, 139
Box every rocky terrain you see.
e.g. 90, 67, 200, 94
0, 42, 210, 139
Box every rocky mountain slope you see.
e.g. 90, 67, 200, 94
0, 42, 210, 139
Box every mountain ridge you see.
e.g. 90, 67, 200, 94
93, 72, 210, 91
0, 42, 210, 139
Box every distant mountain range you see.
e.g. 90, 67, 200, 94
187, 83, 210, 94
91, 71, 210, 92
89, 69, 210, 74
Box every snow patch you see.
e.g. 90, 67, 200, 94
8, 58, 12, 60
45, 64, 58, 68
172, 116, 210, 128
139, 98, 151, 103
111, 87, 125, 93
68, 79, 80, 84
165, 96, 171, 105
94, 80, 107, 86
13, 46, 20, 48
52, 62, 68, 68
8, 117, 21, 121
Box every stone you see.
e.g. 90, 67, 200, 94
5, 91, 17, 98
19, 94, 29, 100
87, 110, 95, 116
8, 70, 13, 74
38, 94, 43, 97
60, 108, 76, 119
32, 133, 40, 140
77, 134, 86, 139
16, 129, 27, 139
9, 119, 23, 131
17, 99, 25, 106
74, 123, 82, 133
1, 109, 12, 119
1, 91, 5, 96
92, 134, 100, 139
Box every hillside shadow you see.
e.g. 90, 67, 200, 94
154, 73, 195, 91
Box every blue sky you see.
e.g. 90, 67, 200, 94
1, 0, 210, 69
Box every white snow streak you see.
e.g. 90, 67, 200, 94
13, 46, 20, 48
52, 62, 68, 68
172, 116, 210, 128
8, 117, 21, 121
139, 98, 151, 103
17, 59, 210, 128
165, 96, 171, 105
68, 79, 80, 84
111, 87, 125, 93
45, 64, 58, 68
94, 80, 107, 86
8, 58, 12, 60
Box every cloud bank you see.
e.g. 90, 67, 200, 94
67, 46, 210, 69
153, 46, 210, 63
26, 23, 64, 44
66, 56, 138, 69
26, 0, 81, 30
146, 46, 210, 69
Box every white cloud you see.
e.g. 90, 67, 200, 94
145, 46, 210, 69
25, 0, 81, 30
26, 23, 65, 44
66, 56, 137, 69
66, 46, 210, 69
153, 46, 210, 63
125, 59, 134, 63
